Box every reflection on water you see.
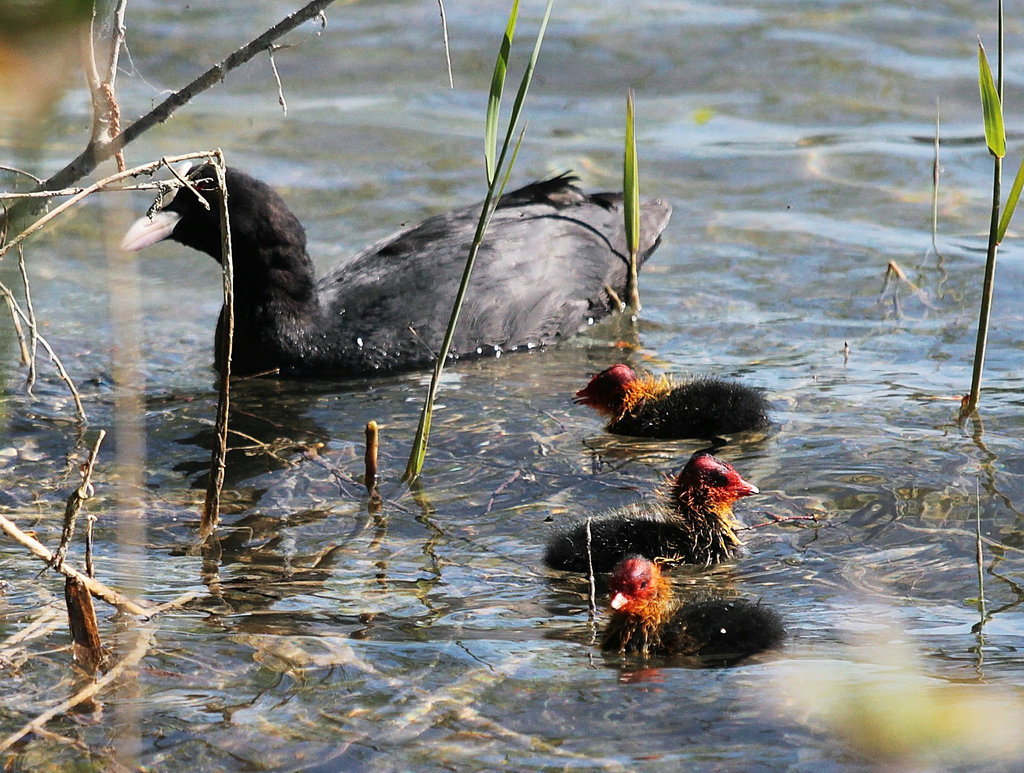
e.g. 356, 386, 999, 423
3, 0, 1024, 769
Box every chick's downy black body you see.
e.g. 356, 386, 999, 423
574, 364, 770, 439
544, 451, 758, 573
122, 166, 672, 377
611, 377, 770, 438
601, 556, 784, 664
544, 502, 726, 574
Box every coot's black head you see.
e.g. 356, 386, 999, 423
121, 164, 306, 263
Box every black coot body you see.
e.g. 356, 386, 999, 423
122, 166, 672, 377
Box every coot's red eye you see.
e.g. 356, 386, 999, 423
193, 176, 217, 192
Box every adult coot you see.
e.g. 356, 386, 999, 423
544, 450, 759, 573
575, 363, 770, 438
122, 166, 672, 377
601, 555, 784, 662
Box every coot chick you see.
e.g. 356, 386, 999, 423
602, 556, 784, 662
121, 166, 672, 377
575, 364, 770, 438
544, 450, 758, 573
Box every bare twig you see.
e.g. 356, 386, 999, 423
0, 278, 85, 421
0, 181, 177, 200
85, 511, 97, 579
436, 0, 454, 89
0, 513, 151, 617
2, 288, 30, 365
201, 154, 233, 538
483, 469, 519, 515
0, 165, 44, 185
48, 429, 106, 571
268, 47, 288, 115
16, 246, 37, 389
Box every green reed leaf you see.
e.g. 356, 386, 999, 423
979, 43, 1005, 158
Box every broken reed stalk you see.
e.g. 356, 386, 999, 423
201, 154, 234, 538
0, 513, 151, 617
65, 576, 105, 674
364, 420, 380, 492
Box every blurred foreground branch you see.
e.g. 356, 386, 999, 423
2, 0, 337, 231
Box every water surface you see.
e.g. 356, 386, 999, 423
2, 0, 1024, 769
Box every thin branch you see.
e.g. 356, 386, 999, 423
0, 278, 85, 421
200, 154, 234, 538
0, 181, 179, 200
268, 47, 288, 115
437, 0, 454, 89
16, 246, 37, 392
48, 429, 106, 571
103, 0, 129, 87
3, 288, 30, 365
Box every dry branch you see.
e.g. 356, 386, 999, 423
2, 0, 338, 230
49, 429, 106, 570
0, 513, 151, 617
